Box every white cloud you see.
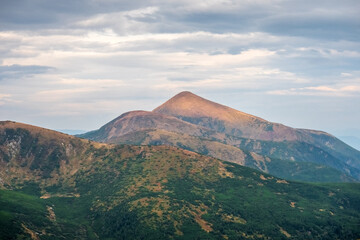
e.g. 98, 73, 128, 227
0, 94, 21, 106
268, 84, 360, 97
0, 94, 11, 100
341, 72, 353, 77
296, 47, 360, 58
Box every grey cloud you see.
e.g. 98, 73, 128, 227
1, 0, 359, 42
144, 0, 360, 41
0, 0, 150, 30
0, 64, 55, 80
261, 13, 360, 41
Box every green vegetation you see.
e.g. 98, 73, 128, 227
1, 123, 360, 239
0, 188, 96, 239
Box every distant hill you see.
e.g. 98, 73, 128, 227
79, 91, 360, 182
1, 121, 360, 239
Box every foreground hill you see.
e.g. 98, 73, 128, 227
1, 121, 360, 239
79, 92, 360, 182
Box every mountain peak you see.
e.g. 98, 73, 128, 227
153, 91, 303, 141
175, 90, 196, 96
153, 91, 262, 123
158, 91, 205, 106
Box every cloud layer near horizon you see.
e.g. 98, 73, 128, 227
1, 0, 359, 134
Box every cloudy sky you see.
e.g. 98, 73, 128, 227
1, 0, 359, 138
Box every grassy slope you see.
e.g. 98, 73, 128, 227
1, 122, 360, 239
0, 188, 98, 240
72, 145, 360, 239
2, 144, 360, 239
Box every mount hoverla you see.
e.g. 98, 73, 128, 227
0, 91, 359, 239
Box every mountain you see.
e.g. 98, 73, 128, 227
153, 91, 360, 171
79, 111, 356, 182
1, 121, 360, 239
154, 91, 300, 141
79, 91, 360, 182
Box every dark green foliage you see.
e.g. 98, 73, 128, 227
63, 147, 360, 239
0, 189, 51, 239
265, 158, 355, 182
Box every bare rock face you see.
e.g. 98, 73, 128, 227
154, 91, 310, 142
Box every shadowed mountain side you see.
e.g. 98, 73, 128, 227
299, 129, 360, 170
1, 121, 360, 239
0, 121, 108, 186
110, 129, 356, 182
223, 135, 360, 180
153, 91, 360, 170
